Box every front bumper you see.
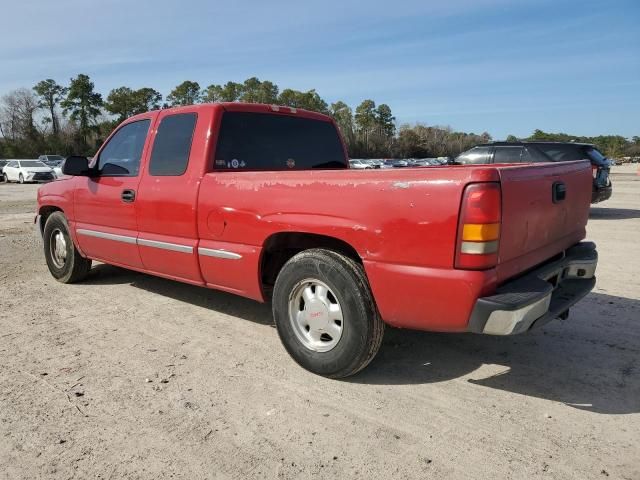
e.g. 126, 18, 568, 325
467, 242, 597, 335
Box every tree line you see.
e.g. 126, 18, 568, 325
1, 74, 638, 160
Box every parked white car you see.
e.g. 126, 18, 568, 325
52, 160, 65, 178
2, 160, 56, 183
349, 159, 373, 169
38, 155, 66, 178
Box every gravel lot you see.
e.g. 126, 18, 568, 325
1, 164, 638, 479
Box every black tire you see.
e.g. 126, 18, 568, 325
3, 173, 9, 183
272, 249, 384, 378
18, 173, 24, 184
43, 212, 92, 283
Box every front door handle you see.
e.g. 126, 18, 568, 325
121, 189, 136, 203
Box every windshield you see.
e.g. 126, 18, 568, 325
47, 155, 65, 161
20, 161, 47, 168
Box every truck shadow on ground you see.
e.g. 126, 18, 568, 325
353, 291, 640, 415
589, 207, 640, 219
84, 265, 638, 415
85, 264, 274, 326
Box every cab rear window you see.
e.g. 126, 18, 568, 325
214, 112, 347, 170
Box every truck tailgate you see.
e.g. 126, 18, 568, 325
496, 160, 592, 283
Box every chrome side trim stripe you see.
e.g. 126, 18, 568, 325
77, 228, 242, 259
138, 238, 193, 254
77, 228, 137, 245
198, 247, 242, 260
460, 240, 499, 255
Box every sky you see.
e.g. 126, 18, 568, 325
0, 0, 638, 139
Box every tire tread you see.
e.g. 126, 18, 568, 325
273, 248, 384, 378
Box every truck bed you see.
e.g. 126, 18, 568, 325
196, 161, 593, 331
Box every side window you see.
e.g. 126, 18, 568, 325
536, 145, 584, 162
456, 146, 491, 164
521, 146, 550, 163
97, 120, 150, 176
149, 113, 197, 176
493, 146, 523, 163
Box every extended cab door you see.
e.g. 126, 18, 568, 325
135, 107, 213, 283
73, 116, 154, 268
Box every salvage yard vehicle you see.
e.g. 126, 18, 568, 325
3, 160, 56, 183
349, 159, 372, 169
38, 154, 66, 166
36, 103, 598, 378
454, 142, 612, 203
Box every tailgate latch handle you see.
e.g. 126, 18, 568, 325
552, 181, 566, 203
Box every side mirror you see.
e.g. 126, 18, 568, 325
62, 156, 91, 176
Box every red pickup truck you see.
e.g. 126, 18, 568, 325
36, 103, 598, 378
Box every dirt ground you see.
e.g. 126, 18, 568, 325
0, 164, 638, 479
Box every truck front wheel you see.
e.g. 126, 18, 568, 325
272, 249, 384, 378
43, 212, 92, 283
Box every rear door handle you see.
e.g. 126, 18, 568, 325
121, 189, 136, 203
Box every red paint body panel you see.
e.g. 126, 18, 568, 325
36, 103, 593, 333
495, 161, 592, 281
365, 261, 497, 331
198, 238, 263, 300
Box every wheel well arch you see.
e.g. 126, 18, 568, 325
38, 206, 63, 235
259, 232, 362, 299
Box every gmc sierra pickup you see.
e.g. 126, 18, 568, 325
36, 103, 598, 378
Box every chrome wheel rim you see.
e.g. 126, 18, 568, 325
50, 228, 68, 268
288, 278, 344, 352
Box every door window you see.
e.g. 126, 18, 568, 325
536, 144, 586, 162
493, 146, 523, 163
149, 113, 197, 176
521, 146, 550, 163
96, 120, 150, 176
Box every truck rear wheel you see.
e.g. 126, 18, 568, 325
272, 249, 384, 378
43, 212, 92, 283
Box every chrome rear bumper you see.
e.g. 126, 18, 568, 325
467, 242, 597, 335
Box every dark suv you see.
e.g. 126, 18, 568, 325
454, 142, 612, 203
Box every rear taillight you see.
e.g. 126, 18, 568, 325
592, 165, 598, 178
455, 182, 501, 270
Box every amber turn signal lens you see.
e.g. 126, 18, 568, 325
462, 223, 500, 242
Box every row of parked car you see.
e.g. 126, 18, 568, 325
0, 155, 65, 183
349, 158, 449, 169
